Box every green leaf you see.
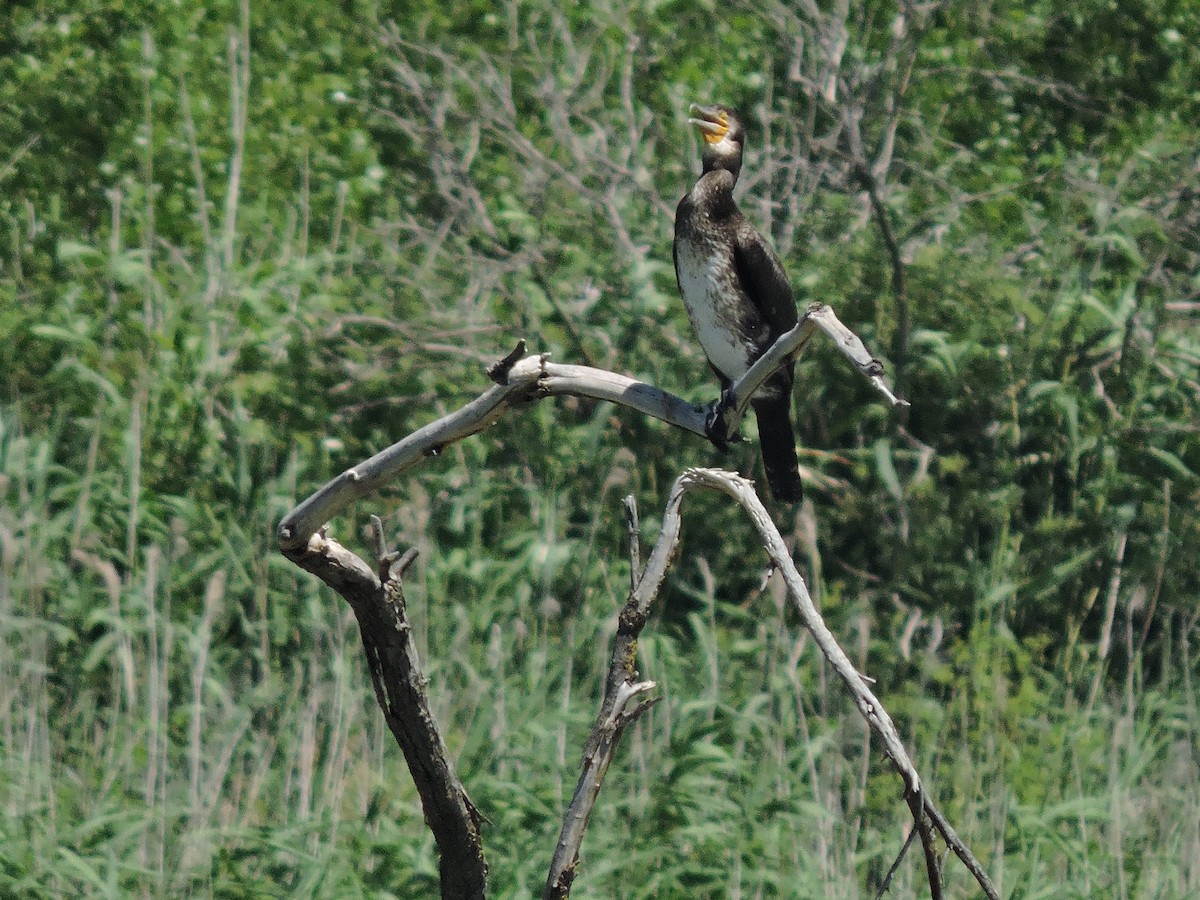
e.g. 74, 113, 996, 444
873, 438, 904, 501
1146, 446, 1196, 480
56, 239, 100, 262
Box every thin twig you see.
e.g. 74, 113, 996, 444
623, 495, 641, 592
875, 821, 918, 899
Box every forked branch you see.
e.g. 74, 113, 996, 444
544, 468, 998, 900
274, 309, 996, 898
280, 521, 487, 900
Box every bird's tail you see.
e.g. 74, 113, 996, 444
753, 397, 803, 503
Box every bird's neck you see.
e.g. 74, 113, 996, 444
690, 168, 738, 216
701, 154, 742, 182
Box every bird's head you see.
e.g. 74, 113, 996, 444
688, 103, 745, 177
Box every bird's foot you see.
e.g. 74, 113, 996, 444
704, 389, 743, 451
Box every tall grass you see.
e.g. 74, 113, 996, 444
4, 450, 1200, 896
4, 386, 1196, 896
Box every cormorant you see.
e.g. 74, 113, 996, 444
673, 103, 803, 503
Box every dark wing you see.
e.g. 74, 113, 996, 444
672, 232, 681, 294
672, 193, 690, 295
732, 217, 797, 334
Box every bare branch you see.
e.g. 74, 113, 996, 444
277, 354, 708, 550
544, 475, 693, 898
544, 679, 658, 900
711, 303, 906, 445
279, 306, 904, 551
684, 468, 997, 900
690, 470, 921, 787
280, 529, 487, 899
542, 469, 996, 898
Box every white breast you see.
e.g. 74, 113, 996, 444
676, 239, 753, 379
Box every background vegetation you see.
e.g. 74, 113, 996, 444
2, 0, 1198, 896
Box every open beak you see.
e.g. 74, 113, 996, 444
687, 103, 729, 144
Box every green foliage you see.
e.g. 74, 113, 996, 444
2, 0, 1199, 896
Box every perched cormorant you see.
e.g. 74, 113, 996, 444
673, 103, 803, 503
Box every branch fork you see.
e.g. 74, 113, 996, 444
276, 308, 998, 899
704, 303, 907, 451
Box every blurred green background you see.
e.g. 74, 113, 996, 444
2, 0, 1198, 896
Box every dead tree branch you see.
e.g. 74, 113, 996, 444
546, 467, 998, 899
632, 469, 997, 899
280, 520, 487, 900
272, 310, 997, 898
543, 483, 687, 898
278, 305, 901, 552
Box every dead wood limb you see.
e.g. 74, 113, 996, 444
702, 303, 907, 454
546, 468, 997, 899
275, 310, 935, 898
278, 305, 904, 553
543, 677, 659, 900
279, 352, 704, 551
684, 468, 998, 900
543, 479, 689, 898
280, 524, 487, 900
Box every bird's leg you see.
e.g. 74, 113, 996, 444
704, 385, 743, 450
